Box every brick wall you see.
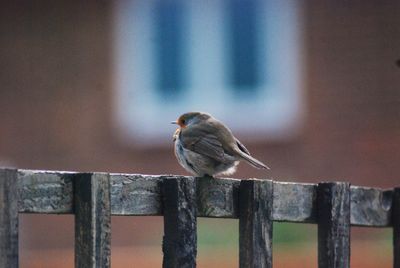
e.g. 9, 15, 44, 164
1, 1, 399, 187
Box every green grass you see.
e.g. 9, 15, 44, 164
197, 219, 318, 250
197, 219, 392, 249
273, 222, 316, 245
197, 218, 238, 250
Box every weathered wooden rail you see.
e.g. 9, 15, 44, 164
0, 168, 399, 267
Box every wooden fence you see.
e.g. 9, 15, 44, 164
0, 168, 399, 267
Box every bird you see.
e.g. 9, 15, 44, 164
171, 112, 270, 177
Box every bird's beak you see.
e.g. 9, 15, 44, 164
171, 121, 178, 125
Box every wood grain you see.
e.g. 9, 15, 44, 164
317, 182, 351, 268
74, 173, 111, 268
0, 169, 18, 268
14, 169, 396, 227
239, 179, 273, 268
162, 177, 197, 268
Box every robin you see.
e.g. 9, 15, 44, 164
172, 112, 270, 177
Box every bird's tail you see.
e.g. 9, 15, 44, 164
237, 150, 270, 170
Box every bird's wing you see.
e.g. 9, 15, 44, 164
234, 137, 270, 170
235, 138, 251, 155
180, 130, 227, 163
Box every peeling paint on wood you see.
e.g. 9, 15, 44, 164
18, 169, 74, 214
162, 177, 197, 268
239, 179, 273, 268
196, 176, 240, 218
12, 169, 397, 227
317, 182, 351, 268
0, 169, 18, 268
1, 168, 400, 268
273, 182, 317, 223
110, 173, 162, 216
74, 173, 111, 268
350, 186, 392, 227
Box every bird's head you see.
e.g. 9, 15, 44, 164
171, 112, 210, 128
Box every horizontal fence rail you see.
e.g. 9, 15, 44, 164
0, 168, 399, 268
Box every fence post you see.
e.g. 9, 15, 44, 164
394, 187, 400, 268
317, 182, 350, 268
239, 179, 273, 268
74, 173, 111, 268
0, 169, 18, 268
162, 177, 197, 268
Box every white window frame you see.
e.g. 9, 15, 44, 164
112, 0, 305, 147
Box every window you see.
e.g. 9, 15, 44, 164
113, 0, 304, 146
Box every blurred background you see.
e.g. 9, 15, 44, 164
1, 0, 399, 267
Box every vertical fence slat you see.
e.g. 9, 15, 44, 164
0, 169, 18, 268
317, 182, 350, 268
75, 173, 111, 268
239, 179, 273, 268
394, 187, 400, 268
162, 177, 197, 268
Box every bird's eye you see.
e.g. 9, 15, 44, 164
181, 119, 186, 125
